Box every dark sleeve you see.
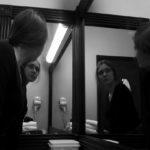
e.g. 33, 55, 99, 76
139, 68, 150, 146
0, 43, 16, 134
110, 83, 140, 133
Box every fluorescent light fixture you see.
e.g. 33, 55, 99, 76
46, 23, 68, 63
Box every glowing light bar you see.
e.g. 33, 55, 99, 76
46, 23, 68, 63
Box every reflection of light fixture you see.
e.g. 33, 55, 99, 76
46, 23, 68, 63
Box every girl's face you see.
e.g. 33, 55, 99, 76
24, 61, 40, 82
97, 63, 115, 86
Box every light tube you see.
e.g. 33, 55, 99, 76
46, 23, 68, 63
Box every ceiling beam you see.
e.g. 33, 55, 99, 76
76, 0, 94, 13
1, 4, 75, 24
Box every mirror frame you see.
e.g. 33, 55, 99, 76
83, 12, 149, 149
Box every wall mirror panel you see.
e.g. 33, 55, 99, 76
85, 25, 142, 136
25, 23, 73, 135
51, 39, 73, 134
1, 5, 75, 136
0, 1, 93, 138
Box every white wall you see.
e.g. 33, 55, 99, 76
3, 0, 150, 18
0, 0, 79, 10
89, 0, 150, 18
85, 26, 135, 120
52, 41, 72, 130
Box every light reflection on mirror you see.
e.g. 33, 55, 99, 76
85, 26, 141, 135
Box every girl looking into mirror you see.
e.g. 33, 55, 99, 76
21, 60, 40, 86
20, 60, 40, 125
96, 59, 140, 134
21, 60, 40, 133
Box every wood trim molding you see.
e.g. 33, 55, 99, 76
71, 0, 93, 135
72, 17, 85, 135
76, 0, 94, 15
83, 134, 145, 149
79, 135, 135, 150
19, 134, 78, 150
13, 6, 75, 24
0, 4, 75, 24
85, 12, 149, 30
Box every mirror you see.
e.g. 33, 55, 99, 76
0, 4, 76, 136
51, 38, 72, 134
24, 23, 73, 135
85, 26, 142, 135
24, 22, 59, 134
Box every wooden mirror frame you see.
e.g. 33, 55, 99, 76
83, 11, 149, 149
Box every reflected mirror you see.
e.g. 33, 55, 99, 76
85, 26, 142, 135
51, 38, 72, 134
24, 23, 72, 135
